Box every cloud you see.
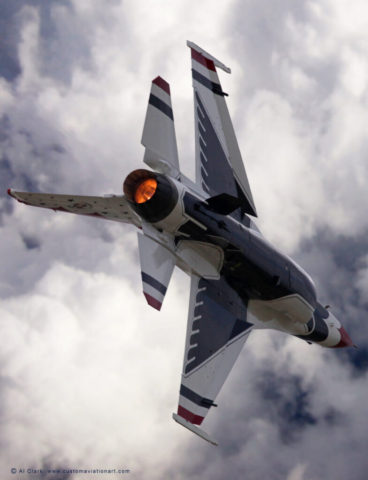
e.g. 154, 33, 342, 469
0, 0, 97, 85
286, 463, 308, 480
0, 262, 191, 477
227, 0, 368, 250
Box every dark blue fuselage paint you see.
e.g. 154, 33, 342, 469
175, 192, 328, 343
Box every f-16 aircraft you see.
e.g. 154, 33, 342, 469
8, 41, 354, 446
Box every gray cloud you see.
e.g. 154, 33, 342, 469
254, 371, 318, 443
0, 1, 24, 81
0, 0, 97, 85
295, 228, 368, 350
21, 233, 41, 250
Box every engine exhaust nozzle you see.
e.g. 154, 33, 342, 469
123, 169, 178, 223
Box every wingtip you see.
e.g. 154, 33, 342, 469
7, 188, 14, 198
152, 76, 170, 96
186, 40, 231, 74
172, 413, 219, 446
143, 292, 162, 311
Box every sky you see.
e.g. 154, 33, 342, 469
1, 0, 368, 479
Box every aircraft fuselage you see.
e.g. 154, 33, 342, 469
175, 191, 351, 349
124, 170, 352, 350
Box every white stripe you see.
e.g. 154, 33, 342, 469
185, 357, 196, 367
151, 83, 171, 105
198, 133, 207, 147
201, 164, 208, 176
198, 118, 206, 132
196, 99, 206, 118
185, 215, 207, 231
142, 282, 165, 303
178, 395, 209, 418
200, 149, 208, 162
201, 178, 210, 190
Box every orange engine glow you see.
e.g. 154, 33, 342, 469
134, 178, 157, 204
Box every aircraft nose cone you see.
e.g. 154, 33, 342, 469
333, 325, 354, 348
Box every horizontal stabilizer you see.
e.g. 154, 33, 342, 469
205, 193, 243, 215
137, 233, 176, 311
7, 189, 141, 228
141, 76, 180, 178
172, 413, 218, 446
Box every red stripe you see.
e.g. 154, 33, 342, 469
331, 326, 354, 348
55, 208, 107, 220
87, 212, 107, 219
144, 292, 162, 311
53, 206, 70, 213
177, 405, 204, 425
152, 76, 170, 96
191, 48, 216, 72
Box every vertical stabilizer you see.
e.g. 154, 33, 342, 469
187, 41, 257, 218
141, 77, 180, 179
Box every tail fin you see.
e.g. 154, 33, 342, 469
141, 76, 180, 179
187, 41, 257, 218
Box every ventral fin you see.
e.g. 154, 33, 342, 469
137, 233, 176, 311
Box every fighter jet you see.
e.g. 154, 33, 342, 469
8, 41, 354, 446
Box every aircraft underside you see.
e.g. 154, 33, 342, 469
8, 41, 354, 446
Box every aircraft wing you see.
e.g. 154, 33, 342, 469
187, 41, 257, 218
7, 189, 141, 228
173, 274, 254, 445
